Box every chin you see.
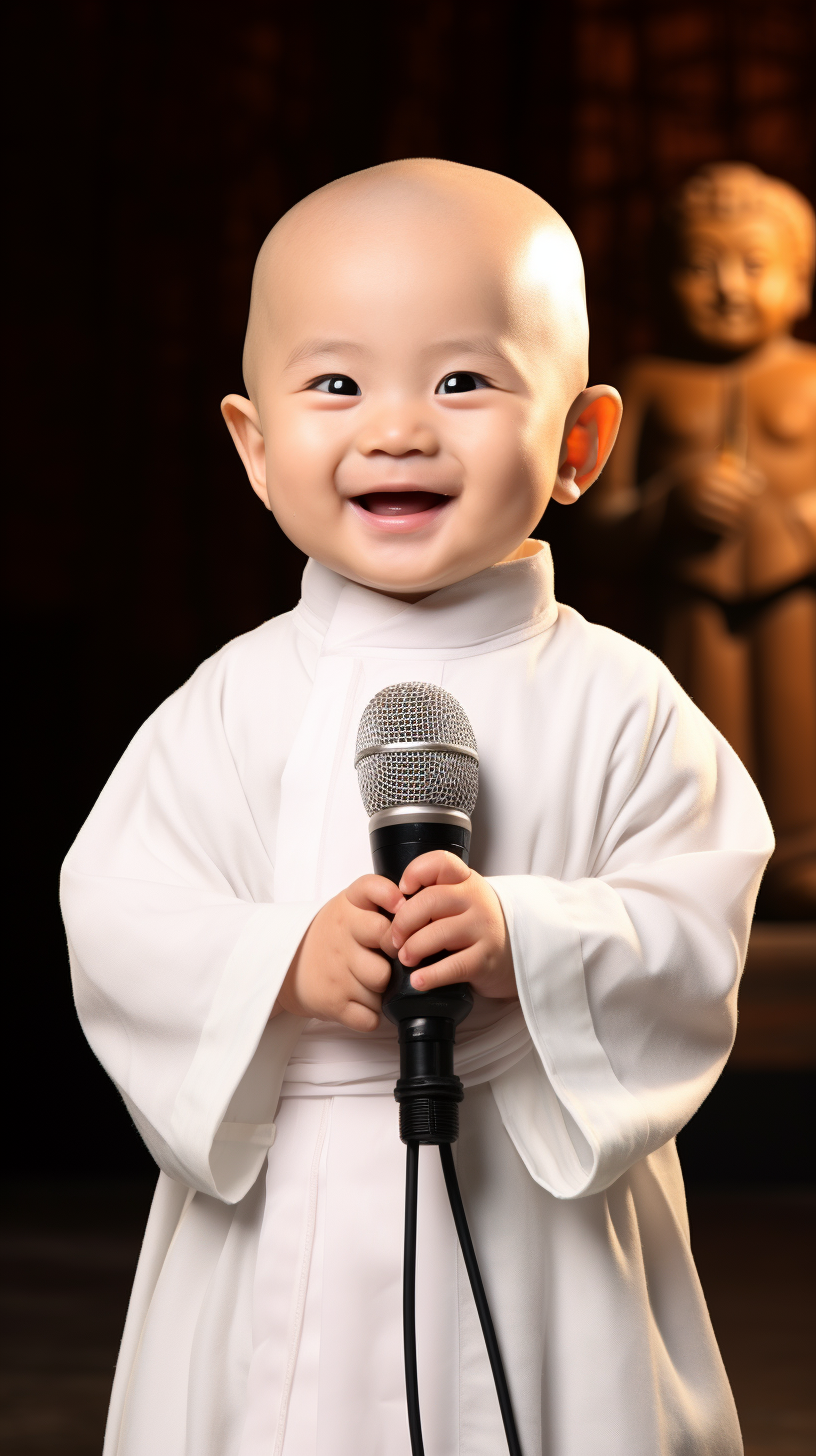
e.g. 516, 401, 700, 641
345, 548, 465, 597
697, 323, 762, 352
355, 566, 448, 596
342, 536, 456, 596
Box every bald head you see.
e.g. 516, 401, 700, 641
222, 159, 620, 597
243, 159, 588, 401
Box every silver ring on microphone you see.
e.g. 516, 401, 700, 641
353, 740, 479, 767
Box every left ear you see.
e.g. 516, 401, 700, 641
552, 385, 623, 504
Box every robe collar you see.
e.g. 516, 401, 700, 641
295, 539, 558, 661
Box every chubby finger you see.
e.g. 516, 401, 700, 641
337, 999, 381, 1034
717, 461, 765, 493
334, 968, 381, 1018
379, 919, 402, 960
346, 874, 405, 916
398, 851, 471, 895
350, 906, 397, 951
390, 885, 469, 949
351, 946, 392, 994
706, 484, 752, 513
408, 948, 478, 991
397, 915, 474, 967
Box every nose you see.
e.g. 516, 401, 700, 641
355, 401, 439, 458
714, 256, 749, 303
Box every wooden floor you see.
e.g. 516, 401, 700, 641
1, 1181, 813, 1455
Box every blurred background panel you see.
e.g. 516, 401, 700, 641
5, 0, 579, 1179
2, 2, 814, 1452
572, 0, 816, 377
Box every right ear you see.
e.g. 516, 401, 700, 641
221, 394, 270, 509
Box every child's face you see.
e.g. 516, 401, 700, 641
228, 201, 591, 596
672, 214, 807, 352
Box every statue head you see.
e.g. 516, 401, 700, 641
668, 163, 815, 354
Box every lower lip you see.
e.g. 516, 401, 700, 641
349, 494, 453, 533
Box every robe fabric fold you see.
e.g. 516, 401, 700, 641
61, 541, 772, 1455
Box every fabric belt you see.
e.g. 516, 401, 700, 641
279, 1003, 532, 1098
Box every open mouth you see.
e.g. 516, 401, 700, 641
351, 491, 452, 531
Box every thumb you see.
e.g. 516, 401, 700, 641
399, 850, 471, 895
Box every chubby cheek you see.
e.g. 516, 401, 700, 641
263, 413, 346, 533
673, 279, 715, 318
462, 406, 556, 513
754, 271, 799, 325
684, 291, 717, 325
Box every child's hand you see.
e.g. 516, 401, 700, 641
387, 852, 516, 1000
276, 876, 404, 1032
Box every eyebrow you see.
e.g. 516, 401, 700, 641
284, 339, 367, 369
284, 334, 511, 370
421, 336, 509, 362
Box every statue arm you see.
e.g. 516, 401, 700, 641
787, 488, 816, 563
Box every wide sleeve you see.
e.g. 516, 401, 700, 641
60, 654, 319, 1203
488, 667, 774, 1200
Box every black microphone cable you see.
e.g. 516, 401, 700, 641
403, 1140, 423, 1455
402, 1135, 523, 1456
438, 1142, 522, 1456
355, 682, 524, 1456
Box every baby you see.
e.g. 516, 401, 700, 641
62, 160, 772, 1456
222, 161, 620, 1031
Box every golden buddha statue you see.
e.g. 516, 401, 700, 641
592, 164, 816, 917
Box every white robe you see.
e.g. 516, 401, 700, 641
61, 542, 772, 1456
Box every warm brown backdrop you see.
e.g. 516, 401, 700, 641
4, 0, 814, 1176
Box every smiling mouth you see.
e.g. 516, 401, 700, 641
350, 490, 453, 531
355, 491, 450, 516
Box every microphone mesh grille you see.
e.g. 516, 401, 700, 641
355, 682, 479, 817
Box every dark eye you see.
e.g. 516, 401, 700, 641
311, 374, 361, 396
436, 372, 490, 395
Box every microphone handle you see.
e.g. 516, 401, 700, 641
370, 817, 474, 1144
369, 816, 470, 884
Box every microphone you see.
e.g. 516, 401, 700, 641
356, 683, 524, 1456
355, 681, 479, 1145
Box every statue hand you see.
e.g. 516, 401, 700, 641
673, 454, 766, 536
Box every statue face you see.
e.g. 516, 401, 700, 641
671, 214, 808, 352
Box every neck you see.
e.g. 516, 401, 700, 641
674, 329, 797, 368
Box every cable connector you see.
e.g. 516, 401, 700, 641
393, 1017, 464, 1145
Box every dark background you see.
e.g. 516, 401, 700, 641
4, 0, 815, 1182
